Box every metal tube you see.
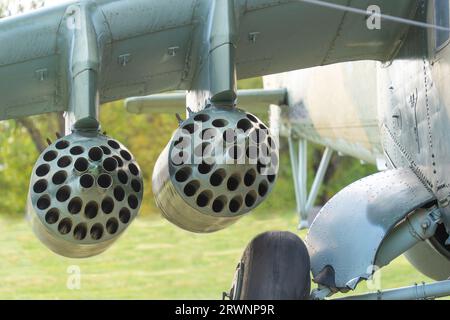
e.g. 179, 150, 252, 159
288, 135, 301, 214
337, 280, 450, 300
64, 2, 101, 133
298, 139, 308, 222
208, 0, 237, 105
376, 208, 441, 268
305, 147, 333, 213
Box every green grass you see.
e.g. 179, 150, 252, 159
0, 211, 432, 299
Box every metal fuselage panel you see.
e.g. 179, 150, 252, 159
265, 1, 450, 201
264, 61, 382, 164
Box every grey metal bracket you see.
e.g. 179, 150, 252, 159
306, 168, 436, 291
186, 0, 238, 112
60, 1, 105, 134
288, 134, 334, 230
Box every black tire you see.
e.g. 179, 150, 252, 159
230, 231, 311, 300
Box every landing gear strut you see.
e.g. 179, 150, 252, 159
288, 133, 333, 229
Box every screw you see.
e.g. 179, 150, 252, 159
118, 54, 131, 67
168, 46, 179, 57
248, 32, 260, 44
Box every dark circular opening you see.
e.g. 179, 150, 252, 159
210, 169, 226, 186
52, 170, 67, 185
131, 179, 142, 193
114, 186, 125, 202
58, 218, 72, 235
257, 162, 266, 174
88, 147, 103, 161
74, 157, 89, 172
183, 123, 197, 134
184, 180, 200, 197
113, 155, 124, 167
57, 156, 72, 168
119, 208, 131, 223
73, 223, 87, 240
90, 223, 104, 240
103, 157, 118, 172
237, 119, 252, 132
85, 201, 98, 219
55, 140, 69, 150
106, 218, 119, 234
80, 174, 94, 188
43, 150, 58, 162
245, 191, 257, 207
56, 186, 71, 202
271, 153, 279, 167
258, 144, 271, 165
244, 169, 256, 187
175, 167, 191, 183
258, 181, 269, 197
268, 174, 276, 183
212, 197, 226, 213
120, 150, 132, 161
37, 195, 50, 210
68, 197, 83, 214
70, 146, 84, 155
259, 123, 268, 131
227, 175, 240, 191
246, 113, 258, 123
246, 146, 258, 160
118, 170, 128, 184
223, 129, 236, 143
196, 191, 212, 207
36, 164, 50, 177
107, 140, 120, 149
33, 179, 47, 194
212, 119, 228, 128
172, 151, 187, 166
194, 113, 210, 122
101, 197, 114, 214
229, 196, 243, 213
198, 162, 213, 174
201, 128, 217, 140
228, 145, 243, 160
100, 145, 111, 155
268, 136, 276, 149
128, 194, 138, 209
250, 129, 267, 144
194, 142, 211, 158
45, 208, 59, 224
97, 174, 112, 189
174, 136, 190, 149
129, 163, 139, 176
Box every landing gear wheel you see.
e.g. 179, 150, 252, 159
227, 231, 311, 300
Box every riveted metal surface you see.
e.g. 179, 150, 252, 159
306, 168, 435, 291
153, 105, 279, 233
28, 130, 144, 258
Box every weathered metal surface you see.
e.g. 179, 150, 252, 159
153, 105, 278, 233
264, 60, 383, 164
306, 168, 435, 291
0, 0, 417, 120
